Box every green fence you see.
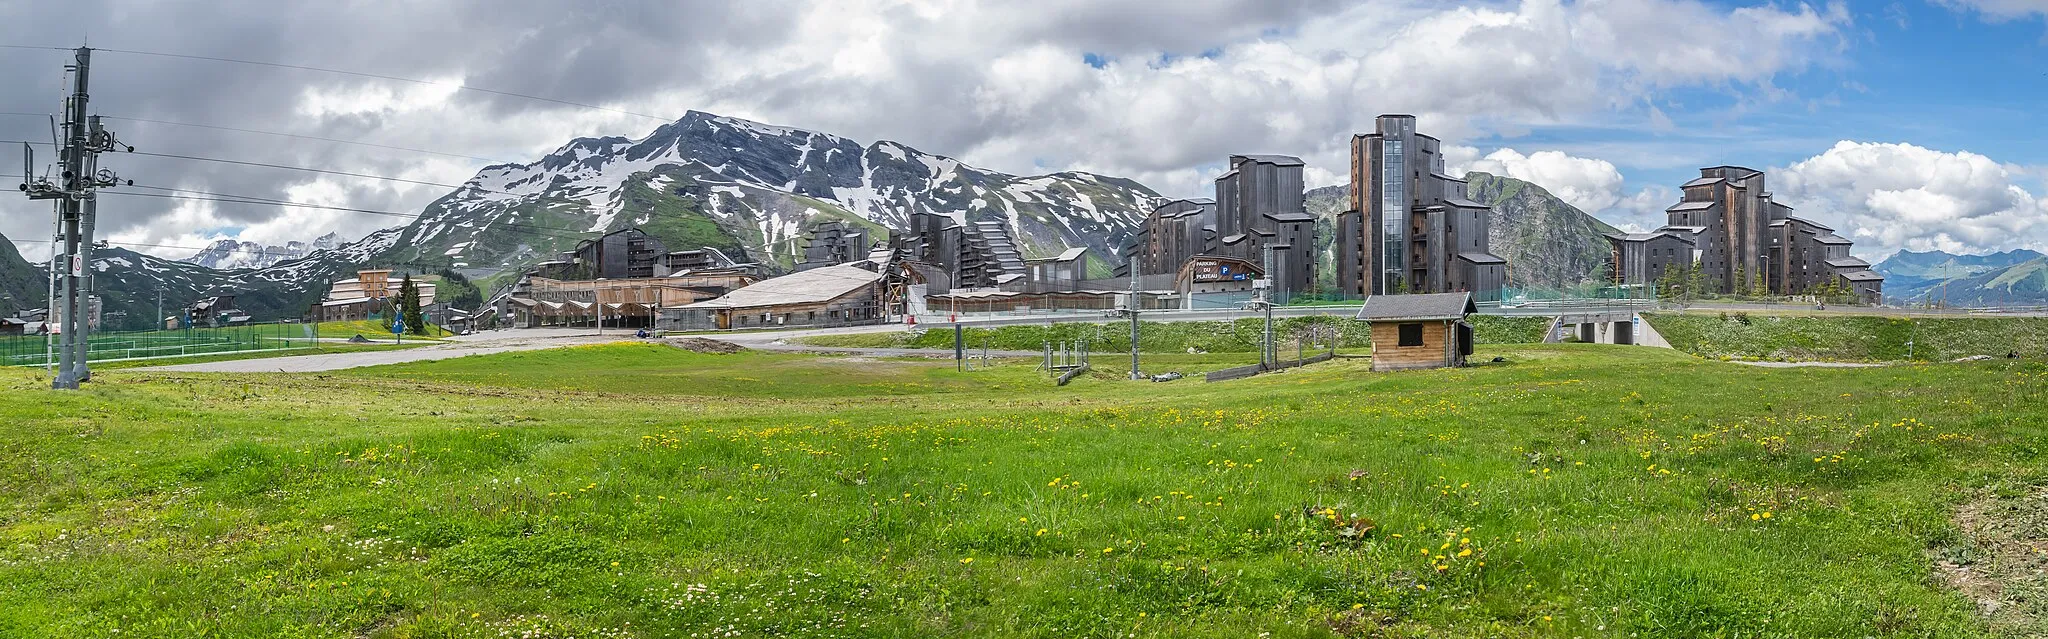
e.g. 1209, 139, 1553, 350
1, 322, 323, 366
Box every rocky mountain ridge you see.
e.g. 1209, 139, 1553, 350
179, 232, 345, 270
375, 111, 1161, 279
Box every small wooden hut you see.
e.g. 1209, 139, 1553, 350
1356, 292, 1476, 372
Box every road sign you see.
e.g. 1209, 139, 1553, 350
390, 318, 405, 335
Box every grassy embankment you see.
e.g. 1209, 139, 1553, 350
798, 315, 1553, 353
314, 319, 453, 341
1647, 312, 2048, 362
1, 322, 442, 368
2, 342, 2045, 637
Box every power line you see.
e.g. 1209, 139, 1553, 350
91, 47, 677, 123
123, 149, 613, 212
100, 115, 509, 163
14, 235, 501, 273
106, 189, 599, 242
128, 150, 469, 190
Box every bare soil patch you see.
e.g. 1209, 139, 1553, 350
1938, 485, 2048, 636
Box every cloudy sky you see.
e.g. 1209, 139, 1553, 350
2, 0, 2044, 264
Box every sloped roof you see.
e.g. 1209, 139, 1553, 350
683, 263, 882, 309
1814, 234, 1852, 245
1840, 270, 1884, 282
1356, 292, 1476, 322
1264, 212, 1316, 223
1667, 200, 1716, 212
1444, 197, 1488, 209
1681, 176, 1726, 188
1825, 256, 1870, 269
1457, 252, 1507, 265
1233, 154, 1306, 166
1783, 215, 1834, 232
1609, 228, 1698, 244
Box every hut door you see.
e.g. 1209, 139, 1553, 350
1457, 322, 1474, 357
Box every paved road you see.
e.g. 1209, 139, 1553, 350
137, 328, 628, 373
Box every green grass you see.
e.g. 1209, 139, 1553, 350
1, 342, 2043, 637
800, 316, 1553, 353
1647, 312, 2048, 362
82, 343, 427, 371
0, 324, 345, 366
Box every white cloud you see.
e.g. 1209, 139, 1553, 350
1931, 0, 2048, 21
1446, 145, 1675, 232
1605, 185, 1679, 233
0, 0, 1857, 259
1454, 148, 1627, 213
1773, 141, 2048, 257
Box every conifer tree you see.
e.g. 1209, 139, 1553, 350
400, 274, 427, 335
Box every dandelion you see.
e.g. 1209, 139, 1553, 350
960, 557, 974, 564
1103, 547, 1115, 554
1036, 529, 1047, 536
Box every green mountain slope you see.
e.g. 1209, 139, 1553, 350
1461, 172, 1620, 288
1874, 248, 2047, 305
1302, 173, 1621, 290
0, 233, 42, 316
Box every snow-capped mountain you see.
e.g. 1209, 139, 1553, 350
180, 233, 346, 270
21, 110, 1172, 329
78, 228, 404, 328
377, 110, 1162, 275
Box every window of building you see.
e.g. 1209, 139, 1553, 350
1397, 323, 1425, 347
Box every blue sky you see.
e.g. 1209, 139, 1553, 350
1560, 0, 2047, 191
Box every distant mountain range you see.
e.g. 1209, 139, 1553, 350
179, 233, 345, 270
1874, 248, 2048, 305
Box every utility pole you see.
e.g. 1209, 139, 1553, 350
1260, 245, 1275, 367
17, 48, 130, 389
1127, 256, 1140, 380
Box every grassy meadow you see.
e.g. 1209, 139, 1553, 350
1, 342, 2045, 637
1647, 312, 2048, 362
